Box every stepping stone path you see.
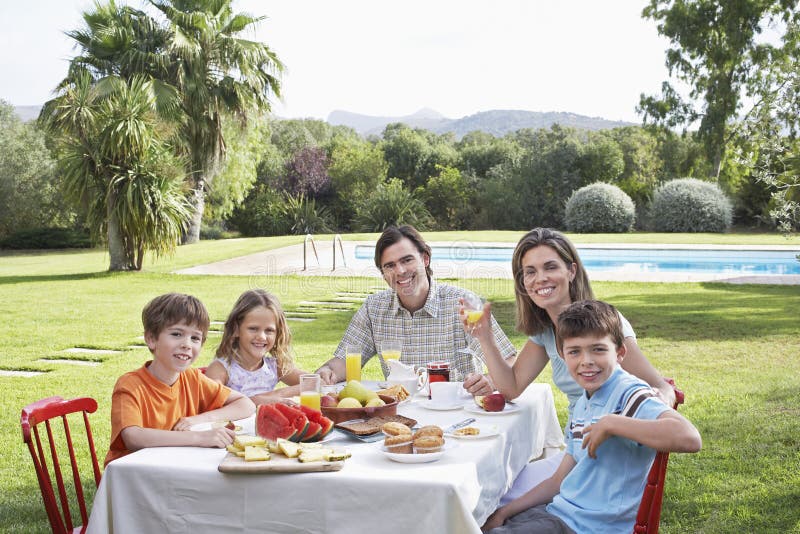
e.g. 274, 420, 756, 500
282, 288, 381, 322
40, 359, 101, 367
63, 348, 123, 355
2, 289, 384, 378
0, 369, 43, 377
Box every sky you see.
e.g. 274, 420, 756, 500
0, 0, 674, 123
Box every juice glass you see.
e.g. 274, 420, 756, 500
299, 374, 321, 411
463, 293, 485, 325
380, 340, 402, 361
345, 345, 362, 382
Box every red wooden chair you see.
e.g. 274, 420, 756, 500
633, 378, 685, 534
21, 396, 102, 534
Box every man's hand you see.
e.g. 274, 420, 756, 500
463, 372, 495, 397
317, 365, 337, 385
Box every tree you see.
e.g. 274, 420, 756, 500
327, 137, 387, 228
0, 101, 74, 239
41, 73, 190, 270
416, 165, 472, 230
150, 0, 284, 243
639, 0, 800, 179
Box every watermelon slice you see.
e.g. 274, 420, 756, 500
319, 416, 334, 438
298, 405, 324, 424
274, 403, 309, 442
300, 421, 323, 442
255, 404, 296, 441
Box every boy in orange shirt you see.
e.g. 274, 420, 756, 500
105, 293, 255, 465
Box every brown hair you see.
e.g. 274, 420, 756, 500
512, 228, 593, 335
556, 300, 624, 351
374, 225, 433, 278
215, 289, 295, 378
142, 293, 210, 342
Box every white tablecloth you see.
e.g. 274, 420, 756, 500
87, 383, 563, 534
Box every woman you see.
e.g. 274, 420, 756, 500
466, 228, 675, 500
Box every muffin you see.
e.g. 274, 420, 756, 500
413, 435, 445, 454
382, 421, 412, 437
384, 434, 413, 454
412, 425, 443, 440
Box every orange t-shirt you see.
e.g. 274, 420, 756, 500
105, 363, 231, 466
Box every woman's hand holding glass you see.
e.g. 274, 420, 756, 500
459, 293, 491, 339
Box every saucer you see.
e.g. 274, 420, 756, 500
419, 399, 465, 411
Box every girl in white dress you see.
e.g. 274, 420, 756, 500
205, 290, 308, 404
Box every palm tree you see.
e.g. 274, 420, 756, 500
42, 71, 190, 271
149, 0, 284, 243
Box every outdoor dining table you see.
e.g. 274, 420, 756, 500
86, 382, 564, 534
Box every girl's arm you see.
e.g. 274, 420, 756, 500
203, 360, 229, 386
619, 338, 676, 407
249, 384, 302, 405
581, 410, 702, 459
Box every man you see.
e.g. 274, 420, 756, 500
315, 225, 516, 396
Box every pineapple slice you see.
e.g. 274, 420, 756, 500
226, 443, 243, 454
277, 439, 301, 458
234, 435, 266, 449
244, 445, 270, 462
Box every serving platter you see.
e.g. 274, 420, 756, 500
218, 452, 344, 473
378, 440, 457, 464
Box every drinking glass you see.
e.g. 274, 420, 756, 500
380, 340, 402, 361
345, 344, 362, 382
299, 374, 321, 411
463, 292, 485, 326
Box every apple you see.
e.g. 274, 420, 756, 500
320, 394, 338, 408
478, 393, 506, 412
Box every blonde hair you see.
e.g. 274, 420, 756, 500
512, 228, 594, 336
215, 290, 294, 378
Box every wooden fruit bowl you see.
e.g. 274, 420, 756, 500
320, 394, 398, 424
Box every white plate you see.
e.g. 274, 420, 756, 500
419, 399, 465, 411
378, 440, 457, 463
463, 403, 521, 416
445, 424, 499, 440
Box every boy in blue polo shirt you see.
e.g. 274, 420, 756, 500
483, 300, 701, 534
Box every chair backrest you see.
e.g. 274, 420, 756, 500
21, 396, 102, 534
633, 378, 685, 534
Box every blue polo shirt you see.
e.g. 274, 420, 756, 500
529, 312, 636, 417
547, 367, 669, 534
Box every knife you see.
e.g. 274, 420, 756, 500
444, 418, 476, 434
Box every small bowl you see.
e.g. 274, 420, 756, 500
320, 394, 398, 424
387, 378, 420, 397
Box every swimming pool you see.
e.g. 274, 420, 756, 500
354, 245, 800, 276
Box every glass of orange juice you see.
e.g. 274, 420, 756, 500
299, 374, 321, 411
380, 340, 402, 362
463, 293, 485, 325
345, 345, 362, 382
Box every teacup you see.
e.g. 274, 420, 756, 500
429, 381, 463, 407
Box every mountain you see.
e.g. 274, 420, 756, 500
13, 105, 43, 122
328, 108, 635, 138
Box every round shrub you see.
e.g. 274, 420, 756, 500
648, 178, 733, 232
564, 182, 635, 233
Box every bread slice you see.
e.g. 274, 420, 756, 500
336, 414, 418, 436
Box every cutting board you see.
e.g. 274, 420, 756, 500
218, 452, 344, 474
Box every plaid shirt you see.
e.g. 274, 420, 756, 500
333, 280, 516, 381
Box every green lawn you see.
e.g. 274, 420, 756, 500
1, 233, 799, 533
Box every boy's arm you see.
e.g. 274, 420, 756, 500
120, 425, 236, 452
482, 454, 576, 532
582, 410, 702, 459
173, 390, 256, 430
